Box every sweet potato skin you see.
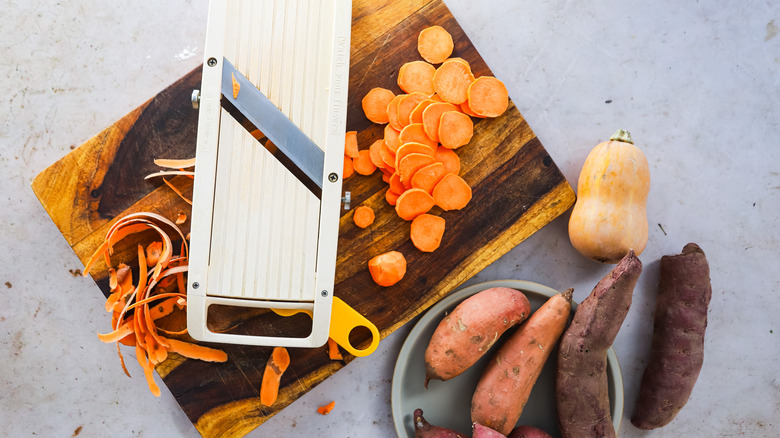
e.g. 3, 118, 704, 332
471, 290, 573, 435
424, 287, 531, 387
631, 243, 712, 430
556, 251, 642, 438
472, 422, 507, 438
507, 426, 554, 438
414, 409, 468, 438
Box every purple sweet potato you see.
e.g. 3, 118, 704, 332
507, 425, 554, 438
472, 422, 507, 438
631, 243, 712, 430
414, 409, 468, 438
424, 287, 531, 387
556, 250, 642, 438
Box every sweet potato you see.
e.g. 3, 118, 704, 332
424, 287, 531, 387
472, 422, 507, 438
471, 289, 573, 435
631, 243, 712, 430
507, 426, 553, 438
414, 409, 468, 438
556, 250, 642, 438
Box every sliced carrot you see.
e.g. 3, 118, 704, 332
362, 87, 395, 124
432, 173, 472, 211
399, 123, 438, 149
386, 94, 406, 131
353, 149, 377, 176
368, 139, 386, 170
398, 61, 436, 95
381, 167, 393, 182
260, 347, 291, 407
409, 99, 437, 125
154, 158, 196, 169
231, 72, 240, 98
460, 99, 485, 118
422, 102, 459, 142
327, 338, 343, 361
395, 188, 435, 220
384, 125, 402, 153
467, 76, 509, 118
343, 155, 354, 179
429, 94, 443, 102
379, 140, 397, 169
410, 214, 446, 252
410, 162, 447, 194
432, 59, 475, 105
353, 206, 375, 228
317, 401, 337, 415
388, 172, 406, 195
397, 92, 430, 128
397, 153, 436, 188
344, 131, 359, 158
438, 111, 474, 149
394, 142, 436, 170
386, 188, 400, 206
446, 57, 471, 68
417, 25, 454, 64
162, 177, 192, 206
435, 146, 461, 175
368, 251, 407, 286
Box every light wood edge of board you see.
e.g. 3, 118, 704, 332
193, 361, 344, 438
379, 179, 576, 338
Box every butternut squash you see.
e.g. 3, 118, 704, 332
568, 129, 650, 263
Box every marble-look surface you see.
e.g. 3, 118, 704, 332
2, 1, 778, 437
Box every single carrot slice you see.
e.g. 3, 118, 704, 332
353, 149, 377, 176
432, 173, 472, 211
260, 346, 291, 406
353, 206, 375, 228
384, 125, 401, 153
399, 123, 438, 149
386, 94, 406, 131
397, 93, 429, 128
317, 401, 337, 415
394, 142, 436, 170
362, 87, 395, 124
446, 57, 471, 68
410, 162, 447, 194
435, 146, 461, 175
398, 61, 436, 95
467, 76, 509, 117
460, 99, 485, 118
343, 155, 354, 179
417, 25, 454, 64
327, 339, 343, 361
368, 139, 386, 169
410, 214, 446, 252
397, 153, 436, 187
395, 188, 435, 220
386, 188, 401, 206
388, 172, 406, 195
379, 140, 397, 169
422, 102, 459, 142
345, 131, 359, 158
429, 94, 443, 102
409, 99, 437, 125
368, 251, 407, 287
433, 59, 475, 104
438, 111, 474, 149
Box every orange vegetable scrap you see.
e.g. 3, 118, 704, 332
231, 72, 240, 98
353, 206, 375, 229
317, 401, 337, 415
175, 212, 187, 225
327, 338, 343, 361
344, 131, 360, 159
83, 212, 228, 397
368, 251, 407, 287
343, 155, 354, 180
417, 25, 454, 64
260, 347, 291, 407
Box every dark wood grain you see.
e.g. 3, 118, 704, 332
31, 1, 575, 437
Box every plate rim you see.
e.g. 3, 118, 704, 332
390, 279, 624, 437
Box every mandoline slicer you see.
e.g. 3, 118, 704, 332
186, 0, 364, 350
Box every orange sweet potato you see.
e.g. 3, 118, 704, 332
424, 287, 531, 387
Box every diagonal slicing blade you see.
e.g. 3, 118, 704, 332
220, 58, 324, 198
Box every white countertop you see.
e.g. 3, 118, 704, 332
2, 1, 778, 437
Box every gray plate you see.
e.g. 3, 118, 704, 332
391, 280, 624, 438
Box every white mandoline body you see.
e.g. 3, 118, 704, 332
187, 0, 352, 347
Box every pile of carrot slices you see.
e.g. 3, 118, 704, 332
344, 25, 510, 286
83, 212, 228, 397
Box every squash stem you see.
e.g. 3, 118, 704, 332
610, 129, 633, 144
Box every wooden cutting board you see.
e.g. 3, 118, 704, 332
32, 1, 575, 436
